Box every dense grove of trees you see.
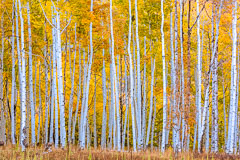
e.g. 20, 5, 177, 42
0, 0, 240, 154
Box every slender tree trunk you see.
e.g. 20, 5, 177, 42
142, 36, 146, 148
27, 3, 35, 145
11, 1, 16, 145
52, 12, 59, 147
151, 95, 156, 151
173, 0, 180, 152
49, 48, 54, 144
227, 0, 237, 153
101, 48, 107, 149
200, 0, 223, 152
135, 0, 142, 150
196, 0, 202, 153
180, 0, 185, 150
146, 58, 155, 148
122, 56, 128, 150
55, 3, 66, 147
0, 11, 5, 145
18, 0, 27, 150
127, 0, 136, 151
79, 48, 87, 146
72, 43, 82, 143
100, 1, 107, 147
167, 7, 174, 149
80, 0, 94, 148
37, 63, 42, 145
110, 0, 121, 151
161, 0, 167, 152
68, 23, 77, 144
222, 69, 227, 147
93, 74, 97, 149
43, 22, 49, 145
211, 3, 218, 152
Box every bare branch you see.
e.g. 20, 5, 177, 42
190, 0, 208, 31
38, 0, 56, 29
61, 15, 72, 34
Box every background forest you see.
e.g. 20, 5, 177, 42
0, 0, 239, 156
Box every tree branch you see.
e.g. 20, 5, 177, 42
38, 0, 56, 29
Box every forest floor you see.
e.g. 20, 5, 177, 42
0, 145, 240, 160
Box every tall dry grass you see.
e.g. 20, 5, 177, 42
0, 145, 240, 160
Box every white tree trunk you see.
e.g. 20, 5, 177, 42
27, 3, 35, 145
0, 11, 5, 145
93, 74, 97, 149
146, 58, 155, 147
49, 48, 54, 144
196, 0, 202, 153
135, 0, 142, 150
72, 43, 82, 143
142, 36, 147, 148
18, 0, 27, 150
211, 3, 218, 152
180, 0, 185, 150
110, 0, 121, 151
56, 6, 66, 148
173, 0, 180, 152
68, 23, 77, 144
227, 0, 237, 153
52, 12, 59, 147
161, 0, 167, 152
101, 48, 107, 149
127, 0, 136, 151
122, 55, 129, 150
80, 0, 94, 148
11, 1, 16, 145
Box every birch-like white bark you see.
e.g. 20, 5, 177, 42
68, 23, 77, 144
227, 1, 237, 153
180, 0, 185, 150
161, 0, 167, 152
101, 48, 107, 149
127, 0, 136, 151
72, 43, 82, 143
56, 3, 66, 147
142, 36, 147, 148
27, 2, 35, 145
52, 12, 59, 147
146, 58, 155, 147
18, 0, 27, 150
199, 0, 223, 151
196, 0, 202, 153
11, 1, 16, 144
80, 0, 94, 148
93, 74, 97, 149
135, 0, 142, 150
0, 11, 5, 145
110, 0, 121, 150
122, 56, 128, 150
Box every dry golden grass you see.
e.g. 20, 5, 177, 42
0, 145, 240, 160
